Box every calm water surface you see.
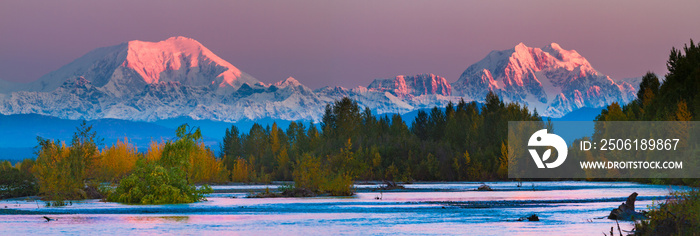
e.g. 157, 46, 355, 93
0, 181, 688, 235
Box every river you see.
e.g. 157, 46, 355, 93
0, 181, 688, 235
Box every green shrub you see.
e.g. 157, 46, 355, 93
107, 124, 213, 204
293, 153, 353, 196
322, 173, 353, 196
107, 159, 211, 204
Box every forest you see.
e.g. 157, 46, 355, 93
220, 91, 542, 184
0, 90, 542, 202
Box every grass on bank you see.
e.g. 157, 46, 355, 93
634, 189, 700, 235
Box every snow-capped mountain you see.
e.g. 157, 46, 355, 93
0, 38, 637, 122
452, 42, 636, 117
367, 74, 451, 98
315, 84, 457, 116
9, 36, 261, 96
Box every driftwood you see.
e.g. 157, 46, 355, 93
608, 192, 648, 221
477, 184, 493, 191
516, 214, 539, 221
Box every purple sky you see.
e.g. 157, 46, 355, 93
1, 0, 699, 89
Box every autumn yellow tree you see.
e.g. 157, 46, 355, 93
145, 140, 165, 162
34, 121, 102, 202
97, 138, 139, 182
33, 138, 78, 201
188, 143, 227, 184
231, 158, 251, 182
497, 142, 508, 179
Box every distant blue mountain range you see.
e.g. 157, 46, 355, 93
0, 114, 302, 163
545, 107, 603, 145
548, 107, 604, 121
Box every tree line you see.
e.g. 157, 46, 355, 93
220, 91, 543, 186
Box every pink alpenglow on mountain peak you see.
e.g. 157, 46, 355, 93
0, 38, 638, 121
124, 36, 257, 88
453, 42, 636, 117
367, 73, 451, 98
22, 36, 261, 95
507, 42, 596, 82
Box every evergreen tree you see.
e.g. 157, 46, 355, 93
221, 125, 242, 172
410, 110, 429, 140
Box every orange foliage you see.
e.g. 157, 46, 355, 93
187, 143, 227, 184
33, 140, 79, 199
97, 138, 139, 182
231, 158, 251, 182
145, 140, 165, 162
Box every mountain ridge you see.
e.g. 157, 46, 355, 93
0, 37, 638, 121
